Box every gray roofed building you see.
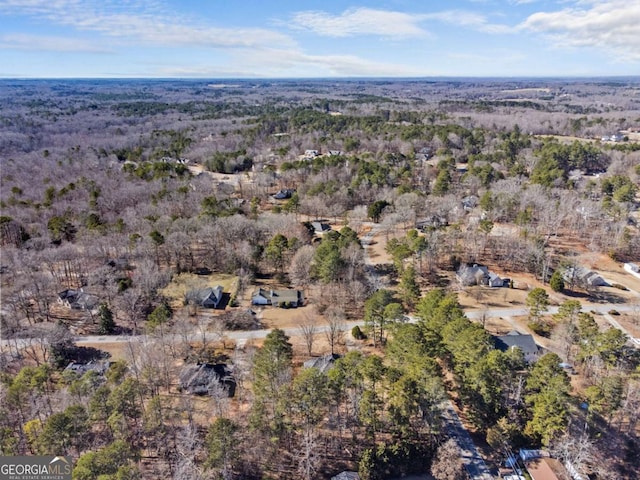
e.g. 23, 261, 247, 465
273, 189, 295, 200
252, 288, 303, 307
57, 288, 99, 311
457, 264, 489, 286
494, 331, 541, 363
186, 285, 224, 308
303, 353, 341, 374
563, 266, 608, 288
64, 360, 110, 377
457, 264, 504, 287
311, 221, 331, 234
416, 215, 448, 230
488, 272, 504, 287
178, 363, 236, 397
331, 472, 360, 480
462, 195, 479, 211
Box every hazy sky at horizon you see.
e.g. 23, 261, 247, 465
0, 0, 638, 78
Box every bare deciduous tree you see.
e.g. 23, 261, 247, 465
431, 439, 467, 480
296, 429, 321, 480
298, 316, 317, 357
289, 245, 315, 288
325, 306, 346, 355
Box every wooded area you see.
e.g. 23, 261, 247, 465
0, 78, 639, 479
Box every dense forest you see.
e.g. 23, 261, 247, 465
0, 78, 639, 479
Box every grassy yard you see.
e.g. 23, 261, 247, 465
160, 273, 239, 308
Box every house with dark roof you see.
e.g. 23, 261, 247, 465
494, 331, 541, 363
251, 288, 303, 307
311, 221, 331, 234
563, 266, 608, 288
186, 286, 224, 308
303, 353, 341, 374
457, 264, 504, 287
457, 264, 489, 286
415, 147, 433, 162
64, 360, 110, 377
462, 195, 479, 211
178, 363, 236, 397
488, 272, 504, 288
416, 215, 448, 230
273, 189, 295, 200
331, 472, 360, 480
57, 289, 99, 312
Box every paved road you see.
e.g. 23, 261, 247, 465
2, 303, 638, 351
441, 401, 494, 480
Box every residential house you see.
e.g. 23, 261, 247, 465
186, 286, 224, 309
563, 266, 608, 288
57, 288, 99, 311
624, 262, 640, 279
64, 360, 110, 377
519, 450, 571, 480
178, 363, 236, 397
273, 189, 295, 200
303, 149, 319, 159
462, 195, 479, 211
415, 147, 432, 162
457, 264, 504, 287
160, 156, 190, 164
303, 353, 341, 374
611, 133, 624, 142
494, 331, 541, 363
601, 133, 624, 143
311, 221, 331, 234
331, 472, 360, 480
252, 288, 303, 307
488, 272, 504, 288
327, 150, 344, 156
416, 215, 448, 230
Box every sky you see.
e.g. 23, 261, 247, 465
0, 0, 638, 78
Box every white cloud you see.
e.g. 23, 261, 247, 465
421, 10, 513, 33
520, 0, 640, 61
288, 7, 429, 38
0, 33, 112, 53
1, 0, 430, 77
288, 7, 512, 37
0, 0, 296, 50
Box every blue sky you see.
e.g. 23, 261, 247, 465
0, 0, 638, 78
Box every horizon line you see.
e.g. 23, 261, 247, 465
1, 75, 640, 82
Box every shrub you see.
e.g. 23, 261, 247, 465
352, 325, 366, 340
229, 295, 238, 307
528, 321, 552, 337
549, 270, 565, 292
608, 309, 620, 316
